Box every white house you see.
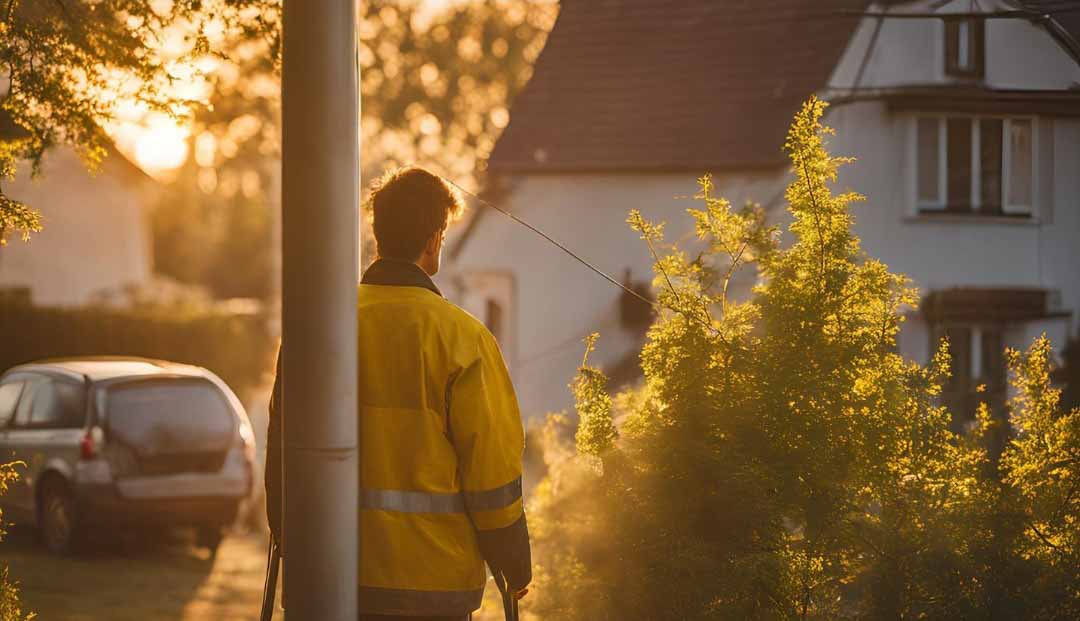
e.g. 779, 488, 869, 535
442, 0, 1080, 421
0, 113, 159, 307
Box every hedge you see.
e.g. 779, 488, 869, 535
0, 301, 276, 397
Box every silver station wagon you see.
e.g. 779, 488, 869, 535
0, 357, 256, 554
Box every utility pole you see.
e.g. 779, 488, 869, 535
280, 0, 359, 618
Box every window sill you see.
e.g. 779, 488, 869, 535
906, 212, 1038, 225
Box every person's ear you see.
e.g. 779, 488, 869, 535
427, 227, 445, 255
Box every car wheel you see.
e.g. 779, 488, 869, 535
197, 525, 223, 556
40, 479, 79, 555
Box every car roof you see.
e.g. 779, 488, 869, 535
3, 356, 209, 384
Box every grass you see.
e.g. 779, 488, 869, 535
2, 527, 281, 621
2, 525, 527, 620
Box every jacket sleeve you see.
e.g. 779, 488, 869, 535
448, 331, 532, 591
265, 347, 283, 547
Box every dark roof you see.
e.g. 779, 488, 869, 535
5, 357, 207, 383
488, 0, 869, 174
1023, 1, 1080, 63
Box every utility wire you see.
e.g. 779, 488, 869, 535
442, 178, 656, 309
442, 178, 727, 339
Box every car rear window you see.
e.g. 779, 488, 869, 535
104, 379, 235, 457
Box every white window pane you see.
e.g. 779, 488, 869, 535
1007, 119, 1033, 209
957, 21, 970, 69
917, 118, 940, 204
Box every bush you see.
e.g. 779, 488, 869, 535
525, 98, 1080, 620
0, 302, 275, 397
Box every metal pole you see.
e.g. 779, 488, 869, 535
281, 0, 359, 618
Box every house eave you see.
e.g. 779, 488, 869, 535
826, 85, 1080, 116
485, 160, 788, 177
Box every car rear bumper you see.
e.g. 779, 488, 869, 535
74, 484, 241, 529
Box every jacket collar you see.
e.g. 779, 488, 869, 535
361, 258, 443, 297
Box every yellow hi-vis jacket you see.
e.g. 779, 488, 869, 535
266, 260, 531, 617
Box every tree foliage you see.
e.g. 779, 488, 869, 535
358, 0, 555, 182
0, 461, 33, 621
526, 98, 1080, 620
0, 0, 277, 243
152, 0, 555, 294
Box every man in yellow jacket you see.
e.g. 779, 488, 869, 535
266, 166, 531, 620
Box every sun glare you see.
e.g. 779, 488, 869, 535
133, 119, 190, 177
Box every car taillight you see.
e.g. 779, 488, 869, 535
80, 433, 96, 460
80, 426, 104, 460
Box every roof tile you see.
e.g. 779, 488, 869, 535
489, 0, 869, 173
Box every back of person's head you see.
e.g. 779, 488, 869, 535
368, 166, 464, 261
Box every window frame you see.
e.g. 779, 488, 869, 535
944, 17, 985, 79
911, 114, 1038, 218
1002, 117, 1035, 215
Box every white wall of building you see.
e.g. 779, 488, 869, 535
824, 0, 1080, 364
443, 172, 783, 418
825, 101, 1079, 362
831, 1, 1080, 91
0, 147, 155, 306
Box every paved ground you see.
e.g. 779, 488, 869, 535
2, 526, 282, 621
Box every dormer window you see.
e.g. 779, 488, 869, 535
945, 18, 984, 78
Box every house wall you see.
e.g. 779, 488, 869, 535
825, 101, 1079, 361
824, 0, 1080, 362
443, 172, 784, 418
0, 148, 155, 306
451, 0, 1080, 417
831, 0, 1080, 91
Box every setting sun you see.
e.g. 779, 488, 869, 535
133, 118, 190, 176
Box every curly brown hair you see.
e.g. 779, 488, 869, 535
367, 166, 465, 261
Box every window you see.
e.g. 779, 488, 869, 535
915, 116, 1035, 216
20, 379, 86, 429
0, 381, 24, 427
916, 118, 941, 204
1006, 119, 1033, 211
945, 18, 984, 78
458, 272, 516, 363
485, 299, 504, 344
32, 381, 86, 428
936, 323, 1007, 425
11, 377, 43, 427
105, 380, 234, 457
944, 325, 1006, 392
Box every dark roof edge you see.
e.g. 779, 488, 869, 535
1037, 11, 1080, 66
825, 84, 1080, 115
485, 160, 788, 176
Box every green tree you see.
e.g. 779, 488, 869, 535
1, 462, 33, 620
0, 0, 277, 243
526, 98, 1080, 619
